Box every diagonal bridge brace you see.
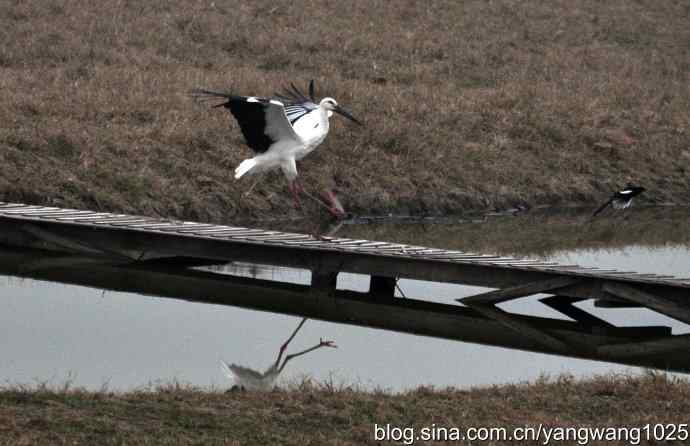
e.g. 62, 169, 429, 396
467, 304, 571, 352
21, 224, 138, 262
603, 282, 690, 325
458, 277, 584, 353
457, 277, 686, 356
459, 276, 581, 306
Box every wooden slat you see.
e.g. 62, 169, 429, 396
73, 214, 127, 222
52, 212, 101, 220
141, 223, 195, 230
280, 240, 328, 246
92, 217, 152, 225
243, 233, 311, 241
240, 231, 282, 237
154, 223, 217, 231
324, 238, 354, 244
176, 225, 223, 233
204, 232, 265, 239
436, 254, 501, 260
227, 230, 276, 237
533, 264, 582, 270
597, 271, 641, 276
419, 253, 477, 259
349, 242, 394, 249
0, 203, 35, 209
332, 240, 370, 246
104, 219, 158, 226
190, 227, 250, 234
355, 244, 410, 251
128, 222, 180, 229
35, 211, 93, 218
404, 248, 443, 254
1, 206, 56, 214
565, 269, 618, 274
404, 248, 447, 254
484, 260, 556, 265
281, 239, 325, 245
22, 209, 70, 215
109, 219, 162, 227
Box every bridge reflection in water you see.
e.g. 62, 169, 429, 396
1, 243, 688, 374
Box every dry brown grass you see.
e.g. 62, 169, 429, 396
0, 1, 688, 222
0, 373, 688, 445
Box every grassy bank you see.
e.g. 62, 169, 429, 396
0, 1, 688, 222
0, 373, 688, 445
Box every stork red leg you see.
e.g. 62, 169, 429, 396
321, 189, 346, 219
288, 180, 303, 209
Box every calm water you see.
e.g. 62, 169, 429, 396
1, 208, 689, 391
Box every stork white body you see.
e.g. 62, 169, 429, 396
234, 100, 333, 182
219, 318, 336, 391
220, 360, 281, 391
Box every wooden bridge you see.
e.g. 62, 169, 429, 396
0, 202, 689, 372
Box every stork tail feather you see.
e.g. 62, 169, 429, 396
235, 158, 257, 179
308, 80, 315, 101
190, 89, 234, 106
220, 360, 236, 380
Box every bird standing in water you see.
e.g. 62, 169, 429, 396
220, 318, 337, 391
192, 80, 362, 218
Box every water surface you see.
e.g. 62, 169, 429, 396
1, 207, 689, 391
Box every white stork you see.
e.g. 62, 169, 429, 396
192, 80, 361, 218
592, 183, 646, 217
220, 318, 336, 391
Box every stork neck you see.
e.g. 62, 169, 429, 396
315, 107, 330, 133
319, 106, 333, 121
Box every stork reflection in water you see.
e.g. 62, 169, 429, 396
220, 318, 337, 391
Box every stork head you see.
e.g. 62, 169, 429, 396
319, 97, 362, 125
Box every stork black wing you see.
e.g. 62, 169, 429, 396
226, 98, 274, 153
191, 89, 275, 153
283, 103, 317, 125
274, 80, 318, 125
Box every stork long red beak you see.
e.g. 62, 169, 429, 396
334, 105, 363, 126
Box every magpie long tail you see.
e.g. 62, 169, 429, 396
592, 198, 613, 217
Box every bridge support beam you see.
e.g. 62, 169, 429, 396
598, 333, 690, 358
369, 275, 397, 298
311, 271, 338, 294
603, 282, 690, 325
468, 304, 571, 352
459, 276, 581, 305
